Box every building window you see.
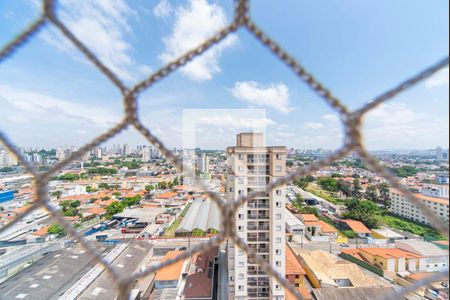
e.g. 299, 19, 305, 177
238, 250, 244, 256
276, 154, 282, 160
275, 284, 281, 290
238, 154, 244, 160
276, 225, 282, 231
276, 165, 282, 172
276, 237, 282, 243
238, 285, 244, 291
238, 262, 244, 267
276, 201, 281, 207
238, 273, 244, 280
238, 226, 244, 232
276, 214, 282, 220
275, 249, 281, 255
276, 190, 282, 196
238, 214, 244, 220
230, 187, 234, 192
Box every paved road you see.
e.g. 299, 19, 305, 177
0, 242, 109, 300
79, 241, 153, 300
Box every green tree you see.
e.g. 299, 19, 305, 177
344, 199, 381, 229
86, 186, 93, 193
390, 166, 418, 178
70, 200, 81, 208
122, 195, 142, 207
51, 191, 62, 199
352, 179, 362, 199
378, 182, 391, 209
105, 202, 124, 218
158, 181, 168, 190
337, 179, 352, 198
145, 185, 155, 192
48, 224, 66, 237
317, 177, 339, 192
365, 185, 379, 202
98, 183, 110, 190
343, 230, 357, 238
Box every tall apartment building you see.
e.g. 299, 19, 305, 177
227, 133, 286, 300
198, 153, 209, 174
390, 189, 449, 226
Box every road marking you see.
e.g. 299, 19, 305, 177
16, 294, 28, 299
126, 254, 133, 258
116, 264, 124, 268
30, 284, 39, 288
42, 275, 52, 280
54, 254, 61, 258
91, 287, 103, 296
71, 255, 79, 259
79, 250, 86, 254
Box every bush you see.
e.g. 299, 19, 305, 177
48, 224, 66, 237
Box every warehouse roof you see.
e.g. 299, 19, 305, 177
312, 287, 394, 300
177, 198, 220, 233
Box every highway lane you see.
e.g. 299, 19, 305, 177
78, 240, 153, 300
0, 242, 110, 300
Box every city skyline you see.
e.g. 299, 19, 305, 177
0, 0, 448, 150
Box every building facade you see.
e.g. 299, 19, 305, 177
227, 133, 286, 300
389, 189, 449, 226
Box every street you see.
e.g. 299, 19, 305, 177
78, 241, 153, 300
0, 243, 109, 300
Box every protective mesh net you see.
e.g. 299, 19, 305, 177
0, 1, 448, 299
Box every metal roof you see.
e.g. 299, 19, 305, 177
177, 198, 221, 233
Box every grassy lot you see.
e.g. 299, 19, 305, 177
380, 213, 445, 240
306, 185, 348, 205
162, 203, 192, 237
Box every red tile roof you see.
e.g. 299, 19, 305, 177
342, 220, 371, 234
183, 247, 218, 299
286, 245, 306, 275
155, 251, 185, 281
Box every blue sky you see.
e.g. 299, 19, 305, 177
0, 0, 448, 150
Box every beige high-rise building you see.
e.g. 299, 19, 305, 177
227, 133, 287, 300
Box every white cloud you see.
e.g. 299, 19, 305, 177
303, 122, 324, 130
0, 85, 120, 128
159, 0, 237, 81
364, 102, 449, 149
426, 67, 449, 88
322, 114, 340, 123
197, 114, 276, 129
230, 81, 292, 113
41, 0, 144, 82
138, 64, 153, 75
153, 0, 173, 18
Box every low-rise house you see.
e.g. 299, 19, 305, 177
371, 227, 405, 243
299, 214, 338, 242
183, 247, 218, 300
295, 249, 382, 288
395, 239, 449, 272
340, 220, 371, 238
285, 245, 306, 288
341, 248, 421, 274
285, 209, 305, 236
154, 251, 186, 290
